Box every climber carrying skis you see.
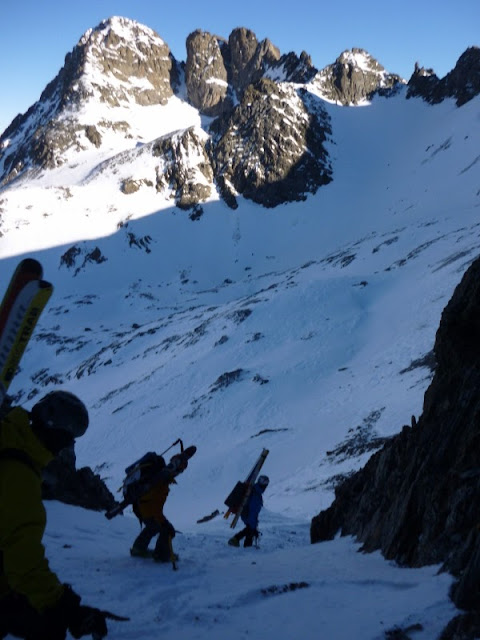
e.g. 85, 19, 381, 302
228, 475, 269, 548
105, 440, 196, 565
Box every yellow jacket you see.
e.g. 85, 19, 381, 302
0, 407, 65, 613
136, 478, 171, 524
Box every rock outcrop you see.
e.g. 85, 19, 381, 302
185, 30, 232, 116
227, 28, 281, 96
407, 46, 480, 106
311, 254, 480, 634
312, 48, 404, 105
153, 127, 214, 210
42, 446, 116, 511
210, 78, 332, 208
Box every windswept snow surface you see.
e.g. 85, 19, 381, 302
2, 88, 480, 637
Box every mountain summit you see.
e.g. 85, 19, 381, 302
1, 17, 478, 211
0, 16, 410, 209
1, 14, 480, 639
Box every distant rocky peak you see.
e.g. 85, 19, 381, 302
312, 47, 404, 105
266, 50, 318, 85
407, 46, 480, 106
412, 61, 437, 78
76, 16, 175, 107
0, 16, 177, 186
183, 26, 281, 115
336, 48, 383, 73
228, 27, 281, 96
185, 30, 231, 116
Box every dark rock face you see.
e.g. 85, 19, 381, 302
313, 48, 404, 105
210, 79, 332, 207
183, 27, 280, 113
268, 51, 318, 84
153, 127, 214, 209
407, 47, 480, 106
42, 446, 116, 511
310, 255, 480, 625
227, 28, 281, 96
185, 30, 232, 116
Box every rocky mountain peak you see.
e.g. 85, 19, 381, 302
407, 45, 480, 106
312, 47, 405, 105
0, 16, 177, 185
76, 16, 176, 107
185, 30, 232, 117
228, 27, 281, 96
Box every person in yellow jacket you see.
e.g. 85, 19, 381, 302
130, 451, 191, 563
0, 391, 109, 640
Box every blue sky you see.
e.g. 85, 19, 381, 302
1, 0, 479, 134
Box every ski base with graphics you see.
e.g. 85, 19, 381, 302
0, 258, 53, 404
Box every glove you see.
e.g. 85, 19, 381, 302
169, 445, 196, 474
169, 453, 188, 473
68, 605, 108, 639
38, 585, 81, 640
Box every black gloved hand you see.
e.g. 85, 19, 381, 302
169, 453, 188, 473
68, 605, 108, 639
169, 446, 196, 474
38, 584, 81, 640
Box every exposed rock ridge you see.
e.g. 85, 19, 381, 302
210, 78, 332, 207
310, 255, 480, 631
2, 17, 477, 211
0, 16, 177, 183
311, 48, 405, 105
407, 46, 480, 107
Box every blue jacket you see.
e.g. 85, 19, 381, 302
241, 483, 264, 529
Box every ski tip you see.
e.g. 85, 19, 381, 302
15, 258, 44, 279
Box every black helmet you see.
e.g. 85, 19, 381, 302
257, 475, 269, 488
31, 391, 89, 438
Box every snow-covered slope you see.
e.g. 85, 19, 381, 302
42, 501, 456, 640
2, 89, 479, 519
1, 38, 479, 636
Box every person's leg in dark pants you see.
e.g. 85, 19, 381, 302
131, 518, 162, 557
153, 519, 176, 563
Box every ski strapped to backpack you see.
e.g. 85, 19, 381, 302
224, 448, 269, 528
105, 439, 196, 520
0, 258, 53, 405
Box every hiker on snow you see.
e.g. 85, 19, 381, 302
129, 447, 195, 563
228, 475, 269, 548
0, 391, 110, 640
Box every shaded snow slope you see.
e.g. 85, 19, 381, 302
41, 502, 457, 640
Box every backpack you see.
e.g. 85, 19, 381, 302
224, 481, 247, 514
122, 451, 166, 505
